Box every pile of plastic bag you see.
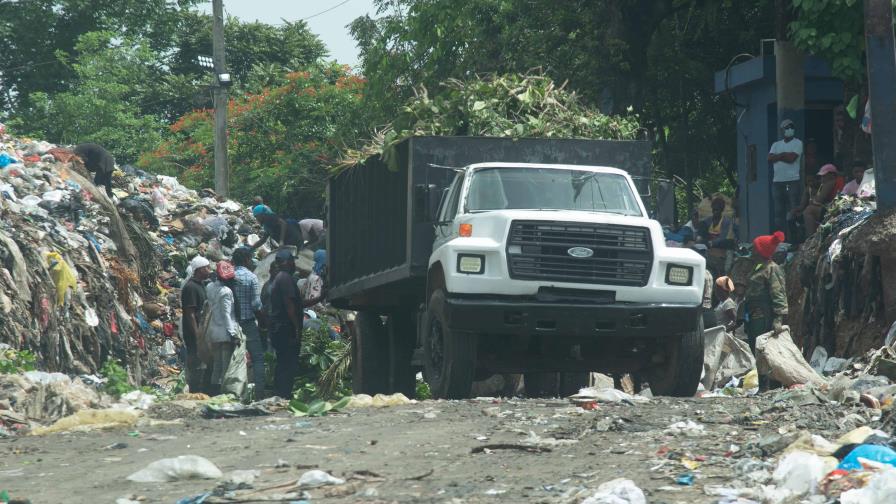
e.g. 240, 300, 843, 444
0, 127, 259, 384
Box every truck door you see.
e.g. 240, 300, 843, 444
433, 172, 465, 250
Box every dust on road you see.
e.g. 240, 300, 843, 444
1, 393, 875, 503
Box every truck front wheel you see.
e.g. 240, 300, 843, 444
423, 289, 476, 399
647, 315, 704, 397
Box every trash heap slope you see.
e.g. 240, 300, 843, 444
0, 130, 256, 381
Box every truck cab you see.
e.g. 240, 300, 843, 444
421, 163, 705, 398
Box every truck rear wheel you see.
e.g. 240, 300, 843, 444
351, 312, 389, 394
423, 289, 476, 399
647, 315, 704, 397
386, 312, 417, 397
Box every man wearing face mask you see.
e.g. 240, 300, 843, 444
767, 119, 803, 233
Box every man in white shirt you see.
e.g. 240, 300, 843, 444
767, 119, 803, 233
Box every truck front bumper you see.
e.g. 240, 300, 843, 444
444, 296, 700, 338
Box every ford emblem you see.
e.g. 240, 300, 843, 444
567, 246, 594, 258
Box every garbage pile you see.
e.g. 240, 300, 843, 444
790, 194, 883, 359
0, 128, 258, 386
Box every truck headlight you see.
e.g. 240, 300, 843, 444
665, 265, 693, 286
457, 254, 485, 274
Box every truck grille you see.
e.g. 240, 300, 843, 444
507, 221, 653, 287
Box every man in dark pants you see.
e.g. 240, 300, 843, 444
269, 249, 303, 398
182, 255, 212, 394
73, 143, 116, 197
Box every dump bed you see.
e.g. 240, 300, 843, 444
327, 136, 652, 309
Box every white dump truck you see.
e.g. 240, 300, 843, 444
327, 137, 705, 399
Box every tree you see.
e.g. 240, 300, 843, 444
351, 0, 775, 197
789, 0, 865, 84
140, 64, 368, 217
0, 0, 198, 117
10, 32, 169, 164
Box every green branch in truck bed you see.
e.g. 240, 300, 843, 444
334, 73, 642, 173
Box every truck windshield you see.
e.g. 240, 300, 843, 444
465, 167, 643, 216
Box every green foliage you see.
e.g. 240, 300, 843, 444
338, 73, 641, 171
100, 359, 134, 398
288, 396, 351, 417
789, 0, 865, 83
0, 0, 198, 116
415, 379, 432, 400
266, 317, 351, 404
351, 0, 776, 204
142, 64, 367, 217
0, 349, 37, 374
11, 32, 169, 164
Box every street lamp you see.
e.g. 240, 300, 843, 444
196, 55, 214, 69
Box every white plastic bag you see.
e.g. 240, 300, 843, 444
840, 467, 896, 503
582, 478, 646, 504
298, 469, 345, 488
222, 329, 248, 399
772, 451, 836, 496
756, 328, 826, 386
127, 455, 223, 482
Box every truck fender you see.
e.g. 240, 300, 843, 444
426, 262, 446, 303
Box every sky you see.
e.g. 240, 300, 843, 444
199, 0, 379, 67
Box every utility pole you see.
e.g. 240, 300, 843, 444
774, 0, 805, 138
864, 0, 896, 210
212, 0, 229, 197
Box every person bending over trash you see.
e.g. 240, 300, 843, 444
738, 231, 788, 353
250, 204, 303, 250
73, 143, 116, 197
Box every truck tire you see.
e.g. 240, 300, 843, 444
647, 315, 704, 397
423, 289, 476, 399
351, 311, 389, 394
386, 312, 417, 397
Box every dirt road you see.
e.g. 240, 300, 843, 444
1, 393, 877, 503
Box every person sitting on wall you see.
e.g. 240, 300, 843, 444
803, 164, 840, 236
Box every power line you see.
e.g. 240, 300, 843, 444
0, 59, 63, 74
302, 0, 353, 21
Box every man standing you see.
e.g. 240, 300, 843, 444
182, 255, 211, 393
269, 249, 304, 398
767, 119, 803, 233
233, 247, 266, 396
73, 143, 116, 197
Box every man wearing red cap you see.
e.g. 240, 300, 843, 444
738, 231, 788, 353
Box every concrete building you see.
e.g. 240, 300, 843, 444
714, 54, 843, 239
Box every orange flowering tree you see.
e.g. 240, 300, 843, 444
140, 63, 368, 218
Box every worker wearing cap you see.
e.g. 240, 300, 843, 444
767, 119, 803, 234
803, 164, 841, 235
738, 231, 789, 353
269, 249, 303, 398
182, 255, 212, 394
251, 205, 302, 250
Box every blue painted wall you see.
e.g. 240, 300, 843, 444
715, 55, 843, 240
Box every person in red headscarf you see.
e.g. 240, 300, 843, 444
737, 231, 789, 353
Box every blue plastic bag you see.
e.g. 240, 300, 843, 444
0, 152, 17, 168
838, 444, 896, 471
